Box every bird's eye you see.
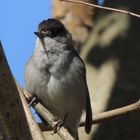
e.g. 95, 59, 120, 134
41, 31, 51, 37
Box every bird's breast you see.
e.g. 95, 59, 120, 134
43, 70, 85, 115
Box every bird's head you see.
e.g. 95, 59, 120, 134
34, 18, 72, 45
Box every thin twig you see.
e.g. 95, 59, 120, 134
39, 100, 140, 131
60, 0, 140, 18
80, 100, 140, 126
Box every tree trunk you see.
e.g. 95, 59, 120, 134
0, 42, 32, 140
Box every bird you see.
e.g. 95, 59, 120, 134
25, 18, 92, 140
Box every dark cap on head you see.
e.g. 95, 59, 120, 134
37, 18, 66, 38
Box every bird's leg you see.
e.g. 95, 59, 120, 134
52, 113, 68, 134
28, 96, 38, 108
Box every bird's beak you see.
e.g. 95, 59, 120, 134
34, 31, 51, 38
34, 32, 43, 38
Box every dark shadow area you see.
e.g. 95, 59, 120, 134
88, 1, 140, 140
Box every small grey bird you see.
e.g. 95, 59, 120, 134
25, 18, 92, 140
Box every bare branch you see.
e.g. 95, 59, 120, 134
39, 100, 140, 131
60, 0, 140, 18
17, 83, 140, 133
17, 83, 45, 140
80, 100, 140, 126
17, 84, 75, 140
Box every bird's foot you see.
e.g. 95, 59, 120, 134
28, 96, 38, 108
52, 113, 68, 134
52, 118, 64, 134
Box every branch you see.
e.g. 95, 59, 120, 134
39, 100, 140, 131
60, 0, 140, 18
17, 83, 140, 132
80, 100, 140, 126
17, 84, 75, 140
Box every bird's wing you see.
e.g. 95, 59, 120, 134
84, 82, 93, 133
73, 53, 93, 133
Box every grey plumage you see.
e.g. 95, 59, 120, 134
25, 19, 92, 139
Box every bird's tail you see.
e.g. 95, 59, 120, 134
85, 93, 93, 134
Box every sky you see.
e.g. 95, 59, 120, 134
0, 0, 104, 122
0, 0, 51, 86
0, 0, 51, 122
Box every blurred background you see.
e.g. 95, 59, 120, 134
1, 0, 140, 140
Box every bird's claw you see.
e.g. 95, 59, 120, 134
52, 118, 64, 134
51, 113, 68, 134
